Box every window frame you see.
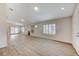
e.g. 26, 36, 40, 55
43, 24, 56, 35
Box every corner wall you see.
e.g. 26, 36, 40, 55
0, 4, 8, 48
72, 4, 79, 55
31, 16, 72, 43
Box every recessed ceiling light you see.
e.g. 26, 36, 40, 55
35, 25, 38, 28
34, 6, 39, 11
61, 8, 64, 10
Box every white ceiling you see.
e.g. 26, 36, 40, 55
6, 3, 76, 25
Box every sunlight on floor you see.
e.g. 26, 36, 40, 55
10, 35, 17, 40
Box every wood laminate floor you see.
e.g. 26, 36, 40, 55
0, 35, 78, 56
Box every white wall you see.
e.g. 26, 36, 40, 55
24, 25, 31, 35
0, 4, 8, 48
30, 16, 72, 43
72, 4, 79, 55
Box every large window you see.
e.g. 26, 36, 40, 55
10, 26, 25, 34
43, 24, 56, 35
21, 27, 25, 33
10, 26, 20, 34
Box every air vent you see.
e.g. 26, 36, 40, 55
9, 8, 13, 11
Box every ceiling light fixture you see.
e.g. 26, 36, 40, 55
61, 8, 64, 10
35, 25, 38, 28
34, 6, 39, 11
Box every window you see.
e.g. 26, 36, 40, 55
21, 27, 25, 33
10, 26, 20, 34
10, 26, 25, 34
43, 24, 56, 35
